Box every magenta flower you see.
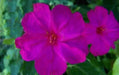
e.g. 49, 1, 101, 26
15, 3, 88, 75
85, 6, 119, 56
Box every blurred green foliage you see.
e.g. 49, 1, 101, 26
113, 57, 119, 75
0, 0, 119, 75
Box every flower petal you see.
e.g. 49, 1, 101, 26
90, 36, 111, 56
84, 23, 97, 44
57, 43, 86, 64
62, 36, 89, 55
87, 6, 108, 26
102, 11, 119, 41
94, 6, 108, 23
104, 11, 119, 29
22, 12, 47, 34
60, 12, 85, 40
35, 46, 67, 75
15, 33, 46, 61
33, 3, 51, 28
105, 31, 119, 42
52, 5, 72, 30
103, 36, 116, 49
87, 9, 98, 26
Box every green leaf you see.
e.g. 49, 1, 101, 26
6, 49, 15, 60
21, 61, 38, 75
67, 65, 86, 75
0, 0, 5, 36
3, 67, 11, 75
4, 12, 23, 38
67, 60, 106, 75
87, 53, 101, 67
3, 38, 14, 45
78, 6, 90, 22
10, 59, 22, 75
115, 40, 119, 57
87, 0, 103, 5
6, 0, 17, 12
3, 56, 10, 68
113, 57, 119, 75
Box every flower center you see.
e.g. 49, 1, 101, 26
96, 26, 105, 35
48, 33, 58, 45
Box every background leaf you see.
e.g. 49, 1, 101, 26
112, 57, 119, 75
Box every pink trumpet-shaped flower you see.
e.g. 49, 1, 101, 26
85, 6, 119, 56
15, 3, 89, 75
